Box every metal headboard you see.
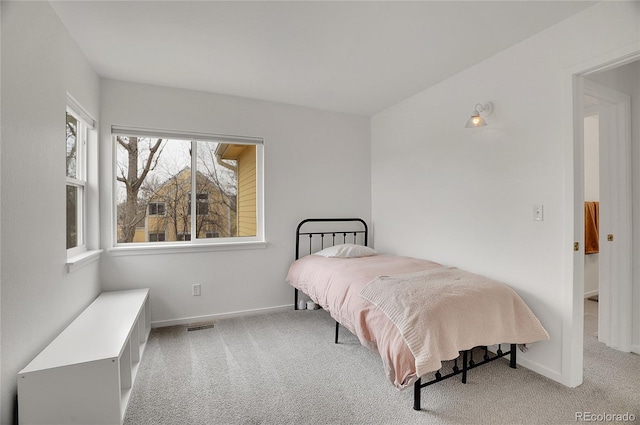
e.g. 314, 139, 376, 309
294, 218, 368, 310
295, 218, 369, 260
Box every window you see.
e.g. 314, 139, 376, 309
66, 107, 90, 254
65, 95, 100, 270
149, 232, 166, 242
148, 202, 166, 216
113, 127, 263, 246
188, 193, 209, 216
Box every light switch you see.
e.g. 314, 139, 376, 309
533, 205, 544, 221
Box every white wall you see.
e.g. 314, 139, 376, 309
99, 79, 371, 325
371, 1, 639, 385
585, 61, 640, 352
1, 2, 101, 424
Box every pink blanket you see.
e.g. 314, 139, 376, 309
360, 267, 549, 378
287, 254, 550, 390
287, 254, 446, 388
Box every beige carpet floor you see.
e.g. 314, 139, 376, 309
124, 307, 639, 424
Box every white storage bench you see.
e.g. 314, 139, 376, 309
18, 288, 151, 425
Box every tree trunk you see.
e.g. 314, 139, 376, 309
120, 137, 140, 242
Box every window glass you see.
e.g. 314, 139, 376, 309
148, 202, 166, 216
114, 134, 260, 244
66, 109, 86, 252
197, 141, 257, 238
66, 113, 78, 179
66, 185, 78, 249
149, 232, 166, 242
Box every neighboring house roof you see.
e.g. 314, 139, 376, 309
150, 167, 228, 197
214, 143, 242, 173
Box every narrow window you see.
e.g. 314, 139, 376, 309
66, 109, 87, 253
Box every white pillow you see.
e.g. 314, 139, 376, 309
312, 243, 377, 258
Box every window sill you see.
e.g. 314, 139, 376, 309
108, 240, 267, 257
66, 249, 103, 273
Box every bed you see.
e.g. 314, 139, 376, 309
286, 218, 549, 410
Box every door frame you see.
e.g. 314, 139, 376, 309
562, 44, 638, 388
582, 79, 632, 352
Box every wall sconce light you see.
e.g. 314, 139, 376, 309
465, 102, 493, 128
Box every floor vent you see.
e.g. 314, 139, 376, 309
187, 322, 215, 332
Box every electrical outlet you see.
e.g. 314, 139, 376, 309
533, 205, 544, 221
192, 284, 201, 296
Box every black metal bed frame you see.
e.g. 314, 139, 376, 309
293, 218, 518, 411
293, 218, 368, 312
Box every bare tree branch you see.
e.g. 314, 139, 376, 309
117, 136, 166, 242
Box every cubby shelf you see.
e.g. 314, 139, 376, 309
18, 289, 151, 425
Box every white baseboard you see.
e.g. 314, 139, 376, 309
516, 356, 565, 385
631, 344, 640, 355
487, 344, 564, 385
584, 290, 599, 299
151, 304, 293, 328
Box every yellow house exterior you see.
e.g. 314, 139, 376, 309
121, 167, 236, 242
215, 143, 257, 237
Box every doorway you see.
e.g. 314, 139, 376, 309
582, 109, 599, 342
575, 60, 637, 357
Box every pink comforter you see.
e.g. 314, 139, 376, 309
286, 254, 443, 389
286, 254, 549, 390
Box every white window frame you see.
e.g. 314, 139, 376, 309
66, 106, 88, 258
110, 126, 265, 254
65, 94, 102, 271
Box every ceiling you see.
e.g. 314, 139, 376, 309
50, 1, 597, 116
